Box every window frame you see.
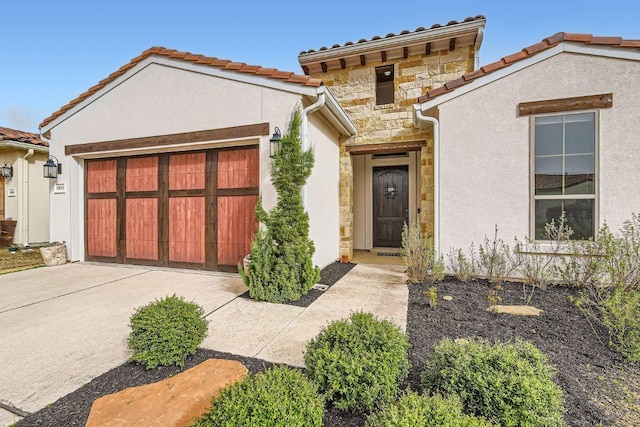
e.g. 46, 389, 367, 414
529, 109, 599, 242
375, 65, 395, 106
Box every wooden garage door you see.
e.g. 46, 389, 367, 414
85, 147, 259, 271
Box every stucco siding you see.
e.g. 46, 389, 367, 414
306, 114, 341, 268
47, 62, 320, 262
437, 52, 640, 255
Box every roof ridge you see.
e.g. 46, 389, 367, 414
40, 47, 322, 129
299, 15, 486, 55
418, 32, 640, 104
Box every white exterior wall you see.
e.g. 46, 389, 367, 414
437, 53, 640, 255
306, 114, 340, 268
0, 150, 49, 245
46, 61, 342, 264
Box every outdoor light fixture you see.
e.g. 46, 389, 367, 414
43, 155, 62, 179
269, 127, 282, 158
1, 162, 13, 179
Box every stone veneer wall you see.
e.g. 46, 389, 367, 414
309, 46, 475, 261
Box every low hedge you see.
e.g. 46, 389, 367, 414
127, 294, 208, 369
422, 338, 566, 426
304, 311, 410, 412
192, 366, 323, 427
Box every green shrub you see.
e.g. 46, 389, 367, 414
601, 288, 640, 363
447, 245, 478, 283
239, 110, 320, 303
365, 392, 493, 427
192, 366, 323, 427
422, 338, 566, 427
401, 220, 444, 283
127, 294, 208, 369
304, 311, 410, 412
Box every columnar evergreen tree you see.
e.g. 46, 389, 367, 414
240, 109, 320, 302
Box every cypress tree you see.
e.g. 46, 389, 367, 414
240, 109, 320, 302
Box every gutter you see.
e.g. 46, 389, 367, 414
0, 141, 49, 154
413, 104, 440, 258
474, 27, 484, 69
301, 91, 326, 208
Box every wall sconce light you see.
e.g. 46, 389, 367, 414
43, 155, 62, 179
269, 127, 281, 158
1, 162, 13, 179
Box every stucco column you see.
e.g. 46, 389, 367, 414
338, 144, 353, 262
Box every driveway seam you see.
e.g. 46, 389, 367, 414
0, 270, 151, 314
251, 306, 307, 359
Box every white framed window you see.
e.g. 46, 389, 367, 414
531, 111, 597, 240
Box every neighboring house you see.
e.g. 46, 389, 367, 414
39, 48, 356, 271
414, 33, 640, 256
298, 16, 486, 261
0, 127, 50, 246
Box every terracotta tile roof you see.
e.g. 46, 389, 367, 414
0, 126, 48, 147
40, 47, 323, 129
418, 32, 640, 104
299, 15, 486, 55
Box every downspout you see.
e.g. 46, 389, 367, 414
413, 105, 440, 258
301, 90, 326, 208
474, 27, 484, 70
21, 149, 34, 246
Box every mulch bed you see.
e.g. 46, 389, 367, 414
238, 261, 356, 308
15, 273, 639, 427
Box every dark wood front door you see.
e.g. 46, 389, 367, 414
373, 166, 408, 247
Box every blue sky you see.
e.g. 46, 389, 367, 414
2, 0, 639, 133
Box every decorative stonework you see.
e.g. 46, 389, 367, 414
309, 47, 474, 260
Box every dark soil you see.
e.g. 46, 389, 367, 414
16, 274, 639, 427
238, 261, 356, 308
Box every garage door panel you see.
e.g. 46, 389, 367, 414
126, 198, 158, 260
217, 195, 258, 266
126, 157, 158, 192
87, 199, 117, 257
87, 160, 117, 193
169, 152, 206, 190
169, 197, 205, 264
218, 148, 259, 189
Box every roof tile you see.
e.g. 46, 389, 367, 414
417, 32, 640, 105
0, 126, 48, 147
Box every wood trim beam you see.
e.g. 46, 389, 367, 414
339, 58, 346, 69
320, 61, 328, 73
346, 141, 426, 155
449, 38, 456, 51
302, 65, 309, 75
381, 51, 387, 62
425, 43, 431, 55
403, 47, 409, 59
65, 123, 270, 156
360, 55, 366, 66
518, 93, 613, 116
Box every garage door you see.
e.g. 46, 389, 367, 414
85, 147, 258, 271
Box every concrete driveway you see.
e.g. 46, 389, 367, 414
0, 262, 407, 427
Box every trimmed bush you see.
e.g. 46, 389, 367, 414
401, 220, 444, 283
127, 294, 208, 369
192, 366, 323, 427
422, 338, 566, 427
304, 311, 410, 412
365, 392, 493, 427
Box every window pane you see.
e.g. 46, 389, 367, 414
565, 113, 595, 154
565, 154, 595, 194
535, 156, 563, 195
535, 122, 563, 156
535, 199, 594, 240
563, 199, 595, 240
535, 199, 563, 239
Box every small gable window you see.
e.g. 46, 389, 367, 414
376, 65, 394, 105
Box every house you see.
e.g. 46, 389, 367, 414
39, 48, 356, 271
298, 16, 486, 261
0, 127, 50, 246
414, 33, 640, 255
